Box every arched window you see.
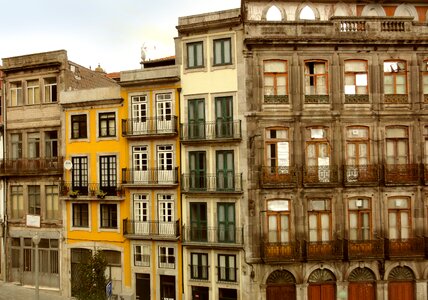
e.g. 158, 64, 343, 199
300, 5, 316, 20
266, 5, 282, 21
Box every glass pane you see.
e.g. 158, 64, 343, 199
345, 61, 367, 72
264, 61, 286, 73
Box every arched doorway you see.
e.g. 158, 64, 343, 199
388, 266, 415, 300
266, 270, 296, 300
348, 267, 376, 300
308, 269, 336, 300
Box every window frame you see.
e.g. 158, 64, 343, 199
383, 60, 408, 95
10, 81, 23, 106
217, 254, 237, 282
344, 59, 369, 95
265, 127, 290, 173
385, 125, 410, 165
134, 244, 150, 267
304, 59, 329, 96
190, 252, 209, 280
345, 126, 370, 166
44, 77, 57, 103
71, 114, 88, 140
267, 199, 291, 243
98, 112, 116, 138
348, 197, 372, 240
308, 198, 332, 242
45, 185, 59, 220
10, 185, 24, 219
100, 203, 118, 229
158, 246, 175, 269
187, 41, 204, 69
72, 202, 89, 228
422, 60, 428, 95
28, 185, 41, 215
213, 38, 232, 66
387, 197, 411, 239
263, 59, 289, 97
26, 79, 40, 105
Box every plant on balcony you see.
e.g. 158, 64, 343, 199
96, 190, 107, 199
69, 190, 79, 198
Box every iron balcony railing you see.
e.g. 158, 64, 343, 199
60, 181, 123, 197
384, 163, 420, 185
181, 173, 243, 193
123, 219, 180, 239
180, 120, 242, 142
189, 265, 209, 281
343, 164, 379, 185
122, 167, 179, 185
385, 237, 425, 259
304, 240, 344, 261
261, 166, 297, 187
121, 116, 178, 137
303, 165, 339, 185
344, 239, 384, 260
0, 157, 64, 176
261, 241, 303, 262
182, 225, 243, 246
217, 266, 238, 283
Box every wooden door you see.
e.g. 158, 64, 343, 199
388, 281, 414, 300
267, 284, 296, 300
308, 284, 335, 300
348, 282, 375, 300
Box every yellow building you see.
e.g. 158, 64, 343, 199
60, 83, 133, 299
119, 59, 182, 300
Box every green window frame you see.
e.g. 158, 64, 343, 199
213, 38, 231, 65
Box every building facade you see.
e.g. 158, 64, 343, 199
242, 1, 428, 300
176, 8, 248, 300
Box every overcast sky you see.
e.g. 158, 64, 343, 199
1, 0, 241, 73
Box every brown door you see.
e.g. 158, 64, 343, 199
348, 282, 375, 300
308, 284, 335, 300
267, 284, 296, 300
389, 281, 414, 300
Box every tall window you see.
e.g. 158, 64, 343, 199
133, 194, 149, 223
190, 202, 207, 242
385, 126, 409, 165
99, 155, 117, 195
72, 203, 89, 228
264, 60, 288, 101
191, 253, 208, 280
388, 197, 411, 239
384, 60, 407, 94
300, 5, 316, 20
423, 60, 428, 96
218, 203, 235, 243
265, 128, 290, 174
28, 185, 41, 215
308, 199, 331, 242
267, 200, 290, 243
71, 114, 87, 139
45, 185, 59, 220
10, 82, 23, 106
26, 80, 40, 104
11, 185, 24, 219
305, 60, 328, 95
344, 60, 368, 95
213, 38, 231, 65
11, 133, 22, 159
134, 244, 150, 267
100, 204, 118, 229
44, 77, 57, 102
218, 254, 236, 282
188, 99, 205, 139
216, 150, 234, 191
28, 132, 40, 159
99, 112, 116, 137
72, 157, 88, 194
215, 96, 233, 138
187, 42, 204, 68
305, 127, 331, 182
159, 246, 175, 269
346, 127, 369, 166
45, 131, 58, 158
348, 198, 371, 240
189, 151, 206, 190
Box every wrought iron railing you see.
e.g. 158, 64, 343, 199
0, 157, 64, 176
385, 237, 425, 259
344, 164, 379, 185
122, 167, 179, 185
180, 120, 241, 141
182, 226, 243, 245
61, 181, 122, 197
123, 219, 180, 238
121, 116, 178, 136
303, 165, 338, 185
181, 173, 242, 192
384, 164, 419, 185
261, 241, 302, 262
345, 239, 384, 260
261, 166, 297, 186
304, 240, 344, 261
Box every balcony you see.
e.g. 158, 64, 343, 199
60, 182, 123, 198
181, 173, 243, 193
261, 166, 297, 187
344, 239, 384, 260
385, 237, 425, 259
189, 265, 209, 282
180, 120, 242, 143
303, 165, 338, 186
123, 219, 180, 240
122, 168, 179, 187
261, 241, 302, 262
182, 226, 243, 248
384, 164, 419, 185
343, 165, 379, 186
304, 240, 344, 261
121, 116, 178, 138
0, 157, 64, 176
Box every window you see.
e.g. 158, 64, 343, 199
11, 133, 22, 159
267, 200, 290, 243
218, 203, 235, 243
45, 131, 58, 158
134, 244, 150, 267
156, 93, 173, 132
99, 155, 117, 195
11, 185, 24, 219
45, 185, 59, 220
72, 203, 89, 228
308, 199, 331, 242
28, 132, 40, 159
99, 112, 116, 137
157, 145, 174, 183
10, 82, 23, 106
346, 127, 370, 182
188, 99, 205, 139
384, 60, 407, 94
190, 202, 208, 242
159, 246, 175, 269
305, 127, 331, 182
189, 151, 206, 190
266, 5, 282, 21
385, 126, 409, 165
423, 60, 428, 96
28, 185, 41, 215
218, 254, 236, 282
305, 60, 328, 95
264, 60, 288, 101
44, 77, 57, 102
300, 5, 316, 20
132, 146, 148, 183
215, 96, 233, 138
158, 194, 174, 235
27, 80, 40, 104
388, 197, 411, 239
191, 253, 208, 280
348, 198, 371, 240
216, 150, 234, 191
213, 38, 231, 65
265, 128, 290, 174
72, 157, 88, 195
187, 42, 203, 68
133, 194, 149, 227
344, 60, 368, 95
71, 114, 87, 139
100, 204, 118, 229
219, 288, 238, 300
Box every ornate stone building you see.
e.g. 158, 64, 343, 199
242, 1, 428, 300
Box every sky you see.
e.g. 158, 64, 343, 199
1, 0, 241, 73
